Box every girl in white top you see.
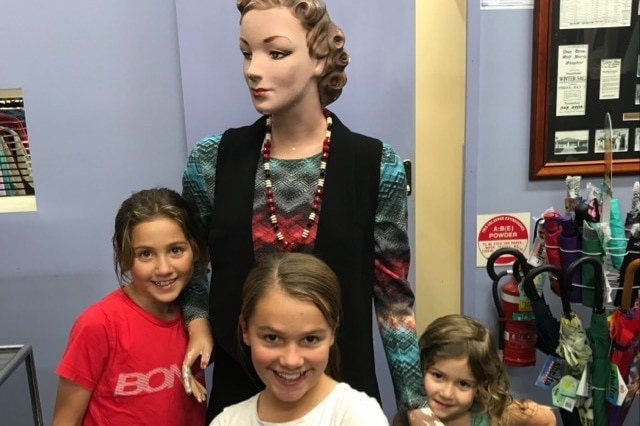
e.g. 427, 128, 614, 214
210, 253, 388, 426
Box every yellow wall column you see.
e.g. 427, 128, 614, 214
415, 1, 466, 332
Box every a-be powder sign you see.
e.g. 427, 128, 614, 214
476, 213, 530, 267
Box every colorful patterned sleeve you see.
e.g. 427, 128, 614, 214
179, 135, 222, 323
374, 144, 428, 412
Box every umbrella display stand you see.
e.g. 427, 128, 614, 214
483, 175, 639, 424
486, 220, 639, 425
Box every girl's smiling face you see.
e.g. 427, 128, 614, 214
423, 356, 478, 425
125, 217, 194, 319
241, 285, 335, 413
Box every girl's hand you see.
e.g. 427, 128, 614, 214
181, 318, 213, 395
502, 401, 557, 426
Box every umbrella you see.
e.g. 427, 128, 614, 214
486, 247, 532, 282
580, 221, 605, 309
608, 257, 640, 426
523, 264, 564, 356
556, 263, 593, 426
556, 299, 591, 381
606, 198, 628, 271
523, 264, 582, 425
559, 214, 582, 302
613, 223, 640, 307
542, 211, 563, 297
567, 256, 608, 426
623, 181, 640, 238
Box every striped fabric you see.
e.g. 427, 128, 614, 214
182, 129, 427, 411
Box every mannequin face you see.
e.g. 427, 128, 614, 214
239, 7, 324, 115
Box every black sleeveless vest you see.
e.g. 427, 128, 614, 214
209, 113, 383, 401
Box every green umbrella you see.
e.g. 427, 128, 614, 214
588, 312, 609, 426
580, 221, 604, 308
568, 257, 609, 426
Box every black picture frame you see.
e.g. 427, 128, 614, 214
530, 0, 640, 180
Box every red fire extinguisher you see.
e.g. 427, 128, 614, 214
488, 249, 537, 367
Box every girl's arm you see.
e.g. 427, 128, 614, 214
502, 400, 557, 426
52, 378, 92, 426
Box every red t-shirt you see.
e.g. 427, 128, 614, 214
56, 289, 206, 425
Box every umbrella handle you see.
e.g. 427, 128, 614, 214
524, 264, 570, 315
522, 267, 543, 302
620, 258, 640, 311
491, 270, 515, 352
492, 270, 510, 318
486, 248, 529, 281
565, 256, 605, 313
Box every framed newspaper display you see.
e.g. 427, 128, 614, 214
530, 0, 640, 179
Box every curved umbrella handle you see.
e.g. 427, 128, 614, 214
523, 264, 570, 315
523, 264, 564, 303
491, 269, 513, 351
491, 270, 510, 318
486, 248, 529, 281
566, 256, 605, 313
620, 258, 640, 311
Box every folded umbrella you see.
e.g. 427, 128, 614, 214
581, 221, 605, 308
559, 215, 582, 302
567, 256, 608, 426
608, 258, 640, 426
556, 312, 591, 380
543, 211, 563, 297
613, 224, 640, 308
523, 264, 563, 357
556, 266, 593, 426
623, 181, 639, 238
606, 198, 628, 271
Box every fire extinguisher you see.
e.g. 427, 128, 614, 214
488, 249, 537, 367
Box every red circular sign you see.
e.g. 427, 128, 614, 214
478, 215, 529, 264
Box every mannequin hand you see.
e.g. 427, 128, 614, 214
406, 407, 444, 426
181, 318, 213, 395
181, 367, 208, 403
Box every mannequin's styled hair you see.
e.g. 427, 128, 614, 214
237, 0, 349, 106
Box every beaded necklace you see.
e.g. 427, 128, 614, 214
262, 109, 332, 252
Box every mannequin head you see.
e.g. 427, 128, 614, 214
237, 0, 349, 107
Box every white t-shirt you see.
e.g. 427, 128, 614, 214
210, 382, 389, 426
